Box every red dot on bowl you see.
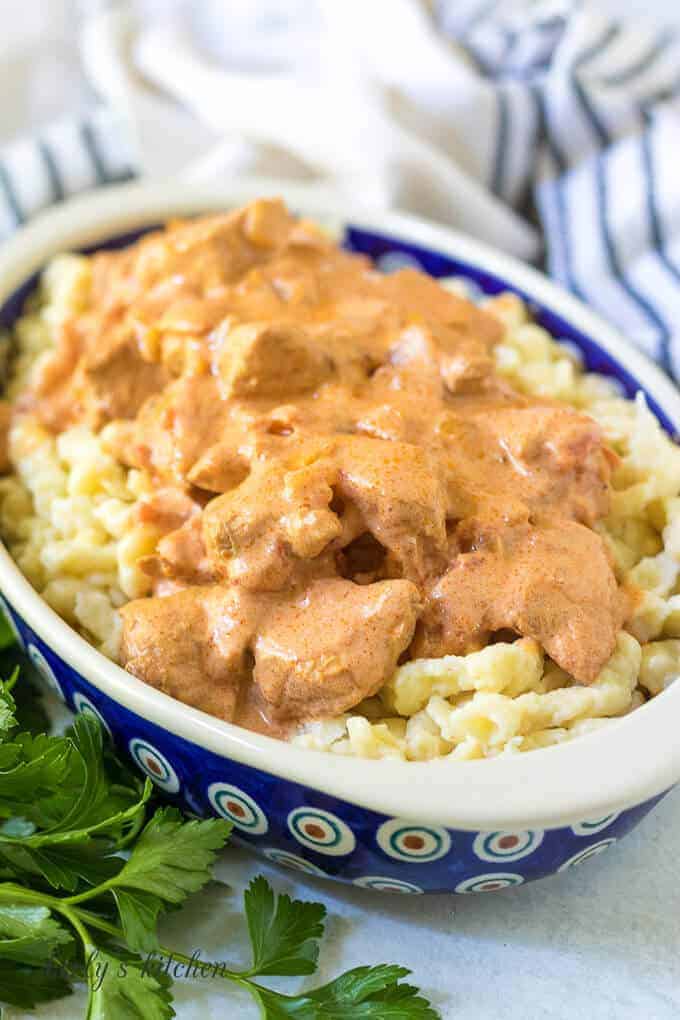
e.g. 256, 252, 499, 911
481, 882, 502, 891
498, 835, 519, 849
403, 835, 425, 850
146, 758, 163, 776
304, 823, 325, 839
226, 801, 245, 817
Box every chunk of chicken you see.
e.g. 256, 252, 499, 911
253, 578, 421, 722
154, 516, 217, 585
215, 320, 333, 399
123, 375, 228, 482
79, 333, 171, 424
379, 268, 502, 348
202, 449, 346, 589
416, 520, 628, 683
476, 405, 614, 524
334, 436, 450, 582
120, 586, 257, 721
203, 435, 449, 589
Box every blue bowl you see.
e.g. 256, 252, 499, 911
1, 181, 679, 895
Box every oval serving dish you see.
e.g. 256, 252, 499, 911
0, 179, 679, 895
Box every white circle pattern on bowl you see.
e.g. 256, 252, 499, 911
128, 738, 180, 794
207, 782, 269, 835
27, 643, 65, 701
0, 595, 24, 650
571, 814, 620, 836
287, 807, 356, 856
262, 848, 327, 877
353, 876, 424, 894
455, 872, 525, 893
375, 250, 424, 273
72, 692, 112, 737
558, 839, 617, 871
473, 829, 544, 863
376, 818, 451, 863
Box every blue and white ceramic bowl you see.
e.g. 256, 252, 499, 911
0, 180, 679, 895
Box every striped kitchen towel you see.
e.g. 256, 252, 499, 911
1, 0, 680, 379
435, 0, 680, 376
0, 106, 134, 238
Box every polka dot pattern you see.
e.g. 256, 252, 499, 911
571, 814, 620, 836
27, 643, 65, 701
455, 873, 525, 894
207, 783, 268, 835
473, 829, 544, 863
262, 848, 327, 877
376, 819, 451, 863
353, 876, 424, 894
558, 839, 617, 871
128, 738, 180, 794
72, 692, 112, 737
287, 807, 356, 856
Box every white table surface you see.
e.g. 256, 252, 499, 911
3, 2, 680, 1018
29, 785, 680, 1019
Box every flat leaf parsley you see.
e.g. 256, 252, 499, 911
0, 656, 439, 1018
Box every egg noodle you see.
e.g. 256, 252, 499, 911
2, 258, 679, 761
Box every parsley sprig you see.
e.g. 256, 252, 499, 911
0, 638, 439, 1018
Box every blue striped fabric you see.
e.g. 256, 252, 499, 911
0, 107, 134, 236
437, 0, 680, 379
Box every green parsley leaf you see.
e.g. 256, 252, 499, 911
112, 888, 164, 956
0, 841, 125, 890
3, 650, 50, 735
100, 808, 231, 952
0, 611, 14, 652
0, 958, 73, 1008
55, 714, 145, 836
0, 744, 20, 769
0, 731, 72, 823
0, 667, 438, 1020
0, 902, 73, 965
0, 714, 150, 865
26, 716, 151, 848
0, 672, 17, 738
84, 944, 175, 1020
109, 808, 231, 904
254, 965, 440, 1019
243, 875, 326, 977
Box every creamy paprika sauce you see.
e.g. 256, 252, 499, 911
14, 199, 630, 736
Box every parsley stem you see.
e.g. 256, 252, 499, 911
62, 876, 120, 906
0, 881, 248, 983
0, 882, 52, 906
65, 906, 120, 938
113, 804, 147, 850
0, 881, 342, 1017
58, 904, 93, 951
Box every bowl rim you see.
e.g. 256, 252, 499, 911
1, 176, 679, 831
